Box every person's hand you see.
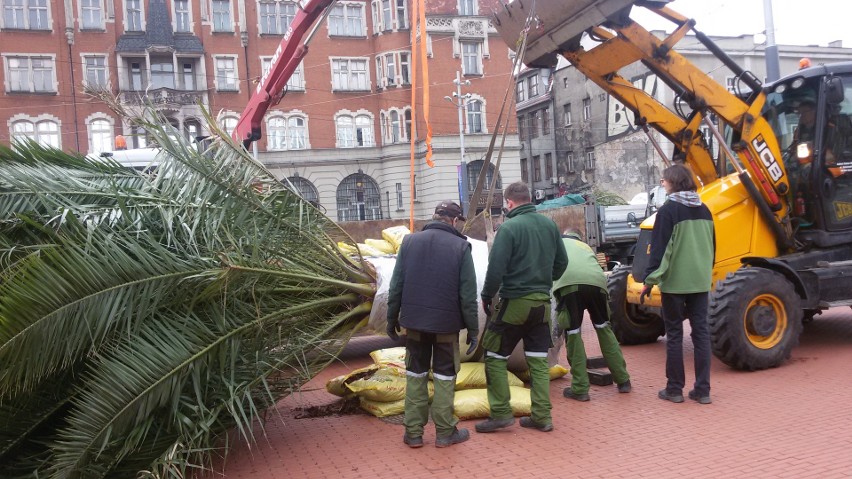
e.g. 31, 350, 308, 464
639, 284, 653, 304
465, 330, 479, 355
386, 319, 401, 341
481, 299, 492, 317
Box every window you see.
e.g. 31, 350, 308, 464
267, 114, 307, 150
181, 62, 195, 90
459, 0, 477, 15
130, 125, 148, 148
527, 76, 538, 98
125, 0, 142, 31
371, 0, 407, 32
376, 51, 410, 88
174, 0, 190, 32
286, 176, 319, 205
542, 107, 550, 136
184, 118, 201, 142
544, 152, 553, 180
380, 107, 411, 144
5, 56, 55, 93
567, 153, 575, 173
211, 0, 231, 31
517, 114, 525, 141
261, 57, 304, 91
466, 100, 483, 134
81, 0, 102, 29
336, 171, 382, 222
533, 155, 541, 182
129, 60, 146, 90
465, 160, 501, 193
529, 111, 539, 139
88, 117, 113, 153
585, 149, 595, 170
336, 113, 374, 147
259, 0, 296, 34
10, 118, 60, 148
516, 82, 525, 103
150, 57, 175, 89
328, 2, 364, 36
2, 0, 48, 30
220, 115, 238, 136
461, 41, 481, 75
583, 97, 591, 121
395, 182, 403, 209
83, 55, 107, 87
563, 103, 572, 126
520, 158, 528, 183
214, 56, 237, 91
331, 58, 369, 91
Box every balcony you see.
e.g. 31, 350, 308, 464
120, 88, 206, 110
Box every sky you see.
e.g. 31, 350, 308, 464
629, 0, 852, 48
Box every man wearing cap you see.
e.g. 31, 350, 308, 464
386, 200, 479, 448
476, 182, 568, 434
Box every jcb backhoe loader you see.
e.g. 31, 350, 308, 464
494, 0, 852, 370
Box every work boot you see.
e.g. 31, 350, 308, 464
617, 380, 632, 393
563, 388, 590, 402
435, 427, 470, 448
658, 388, 684, 403
403, 433, 423, 448
475, 417, 515, 433
688, 389, 712, 404
519, 416, 553, 432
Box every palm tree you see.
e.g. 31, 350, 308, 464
0, 105, 376, 477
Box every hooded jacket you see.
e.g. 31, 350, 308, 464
643, 191, 715, 294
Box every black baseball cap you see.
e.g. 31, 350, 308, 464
435, 200, 466, 221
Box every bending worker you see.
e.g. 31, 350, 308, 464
476, 182, 568, 434
554, 229, 631, 402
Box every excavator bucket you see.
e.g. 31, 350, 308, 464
493, 0, 666, 68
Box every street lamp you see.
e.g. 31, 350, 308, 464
444, 71, 472, 210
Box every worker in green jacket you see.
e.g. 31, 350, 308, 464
476, 182, 568, 434
553, 229, 631, 402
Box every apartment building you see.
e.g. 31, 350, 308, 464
0, 0, 521, 221
517, 32, 852, 202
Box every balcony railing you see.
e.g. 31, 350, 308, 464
120, 88, 206, 108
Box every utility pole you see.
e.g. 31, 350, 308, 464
763, 0, 780, 82
444, 71, 471, 210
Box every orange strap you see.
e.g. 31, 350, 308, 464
417, 0, 433, 167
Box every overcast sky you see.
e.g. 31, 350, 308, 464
630, 0, 852, 48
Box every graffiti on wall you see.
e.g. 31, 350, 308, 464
607, 73, 658, 139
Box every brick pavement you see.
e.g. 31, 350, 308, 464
209, 307, 852, 478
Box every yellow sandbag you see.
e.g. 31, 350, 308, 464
454, 362, 523, 390
370, 347, 407, 369
514, 364, 571, 382
453, 386, 532, 420
381, 225, 411, 252
360, 397, 405, 417
336, 241, 359, 256
365, 238, 396, 255
325, 364, 379, 397
357, 243, 385, 257
346, 366, 419, 402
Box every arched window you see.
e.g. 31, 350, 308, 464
11, 119, 61, 149
405, 109, 412, 140
89, 118, 113, 153
220, 115, 238, 136
466, 160, 503, 215
286, 175, 319, 206
267, 117, 287, 150
466, 99, 484, 134
390, 110, 400, 143
288, 116, 306, 149
336, 171, 382, 221
336, 112, 374, 147
184, 118, 202, 142
379, 107, 411, 145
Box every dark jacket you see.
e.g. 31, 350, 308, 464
386, 221, 478, 334
481, 203, 568, 300
644, 193, 715, 293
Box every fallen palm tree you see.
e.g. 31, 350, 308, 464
0, 105, 375, 477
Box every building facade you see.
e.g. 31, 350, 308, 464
0, 0, 521, 221
517, 32, 852, 202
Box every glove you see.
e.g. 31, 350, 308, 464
386, 319, 401, 341
481, 299, 492, 317
465, 330, 479, 355
639, 284, 653, 304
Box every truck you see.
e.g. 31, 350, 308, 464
494, 0, 852, 369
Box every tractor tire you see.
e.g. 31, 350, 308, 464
709, 268, 803, 371
607, 264, 665, 345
